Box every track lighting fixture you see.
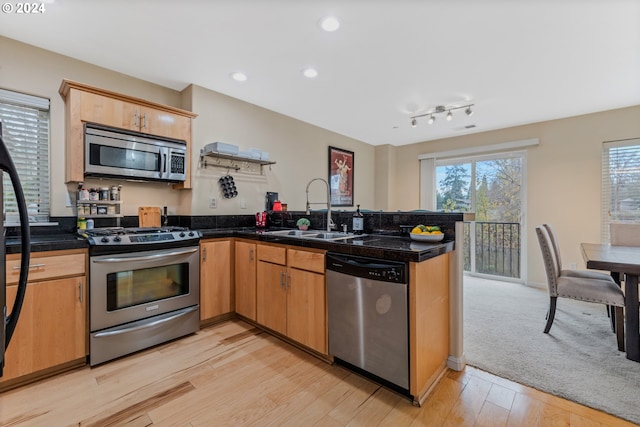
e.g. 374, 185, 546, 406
410, 104, 474, 127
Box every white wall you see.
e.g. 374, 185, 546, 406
1, 37, 376, 218
184, 84, 375, 215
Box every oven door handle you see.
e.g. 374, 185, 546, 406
92, 247, 198, 263
93, 306, 199, 338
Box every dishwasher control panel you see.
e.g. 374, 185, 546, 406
326, 253, 407, 284
364, 267, 405, 283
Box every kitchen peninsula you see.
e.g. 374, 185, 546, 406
2, 211, 463, 406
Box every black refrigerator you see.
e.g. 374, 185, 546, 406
0, 122, 31, 377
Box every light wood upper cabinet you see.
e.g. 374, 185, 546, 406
137, 105, 191, 140
235, 240, 257, 320
256, 243, 327, 354
1, 249, 88, 386
200, 239, 232, 322
59, 79, 196, 189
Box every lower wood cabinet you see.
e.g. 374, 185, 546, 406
256, 243, 327, 354
409, 252, 450, 400
234, 240, 257, 320
200, 239, 232, 322
1, 249, 87, 386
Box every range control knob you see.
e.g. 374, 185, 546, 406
387, 269, 398, 280
179, 232, 186, 238
113, 236, 121, 242
101, 237, 110, 243
188, 231, 195, 237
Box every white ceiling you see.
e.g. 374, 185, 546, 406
2, 0, 639, 146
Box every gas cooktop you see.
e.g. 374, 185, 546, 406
81, 226, 201, 246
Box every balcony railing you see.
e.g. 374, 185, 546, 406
463, 221, 521, 279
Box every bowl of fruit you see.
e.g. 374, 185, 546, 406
410, 225, 444, 242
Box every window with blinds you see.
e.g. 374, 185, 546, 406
0, 89, 50, 223
602, 138, 640, 242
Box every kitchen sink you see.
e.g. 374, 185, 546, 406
263, 229, 321, 237
263, 229, 357, 241
305, 232, 356, 241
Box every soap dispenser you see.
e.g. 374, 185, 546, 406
352, 204, 364, 234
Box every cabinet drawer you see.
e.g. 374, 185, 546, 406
257, 244, 286, 265
6, 253, 86, 285
288, 249, 325, 274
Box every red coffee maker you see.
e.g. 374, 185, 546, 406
256, 211, 267, 228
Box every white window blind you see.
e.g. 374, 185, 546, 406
0, 89, 50, 223
602, 138, 640, 242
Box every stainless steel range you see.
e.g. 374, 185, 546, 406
84, 227, 201, 366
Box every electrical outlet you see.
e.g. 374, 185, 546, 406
210, 197, 217, 209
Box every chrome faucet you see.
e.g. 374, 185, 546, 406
305, 177, 335, 232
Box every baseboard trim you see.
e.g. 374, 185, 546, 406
447, 354, 466, 371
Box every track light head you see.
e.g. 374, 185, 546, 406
411, 118, 417, 128
428, 115, 435, 125
465, 106, 473, 116
446, 111, 453, 121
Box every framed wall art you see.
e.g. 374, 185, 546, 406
328, 146, 354, 206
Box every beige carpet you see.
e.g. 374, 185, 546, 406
463, 275, 640, 425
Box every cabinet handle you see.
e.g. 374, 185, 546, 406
142, 113, 147, 129
12, 263, 46, 271
78, 281, 83, 303
249, 248, 254, 262
135, 111, 140, 128
202, 247, 207, 262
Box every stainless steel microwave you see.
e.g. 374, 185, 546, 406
84, 124, 187, 182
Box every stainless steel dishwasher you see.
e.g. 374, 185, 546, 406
326, 252, 409, 394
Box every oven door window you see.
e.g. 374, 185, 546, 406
106, 263, 189, 311
89, 143, 160, 172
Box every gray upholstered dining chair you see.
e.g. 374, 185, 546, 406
610, 223, 640, 247
535, 225, 625, 351
543, 223, 615, 281
544, 223, 621, 327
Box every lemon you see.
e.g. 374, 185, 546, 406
411, 226, 422, 234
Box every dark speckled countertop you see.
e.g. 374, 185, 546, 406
6, 233, 89, 254
199, 228, 455, 263
6, 227, 454, 263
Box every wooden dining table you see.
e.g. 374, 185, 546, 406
581, 243, 640, 362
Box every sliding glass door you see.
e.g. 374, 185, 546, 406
436, 152, 525, 281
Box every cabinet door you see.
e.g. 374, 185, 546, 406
200, 240, 232, 320
287, 268, 327, 354
235, 241, 257, 320
140, 106, 191, 140
80, 91, 138, 131
1, 277, 86, 382
256, 261, 287, 335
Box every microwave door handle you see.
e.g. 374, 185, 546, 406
163, 153, 168, 177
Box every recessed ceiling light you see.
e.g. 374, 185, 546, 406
319, 16, 340, 32
303, 68, 318, 78
230, 72, 247, 82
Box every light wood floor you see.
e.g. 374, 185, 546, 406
0, 320, 637, 427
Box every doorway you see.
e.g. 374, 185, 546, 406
436, 151, 526, 282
